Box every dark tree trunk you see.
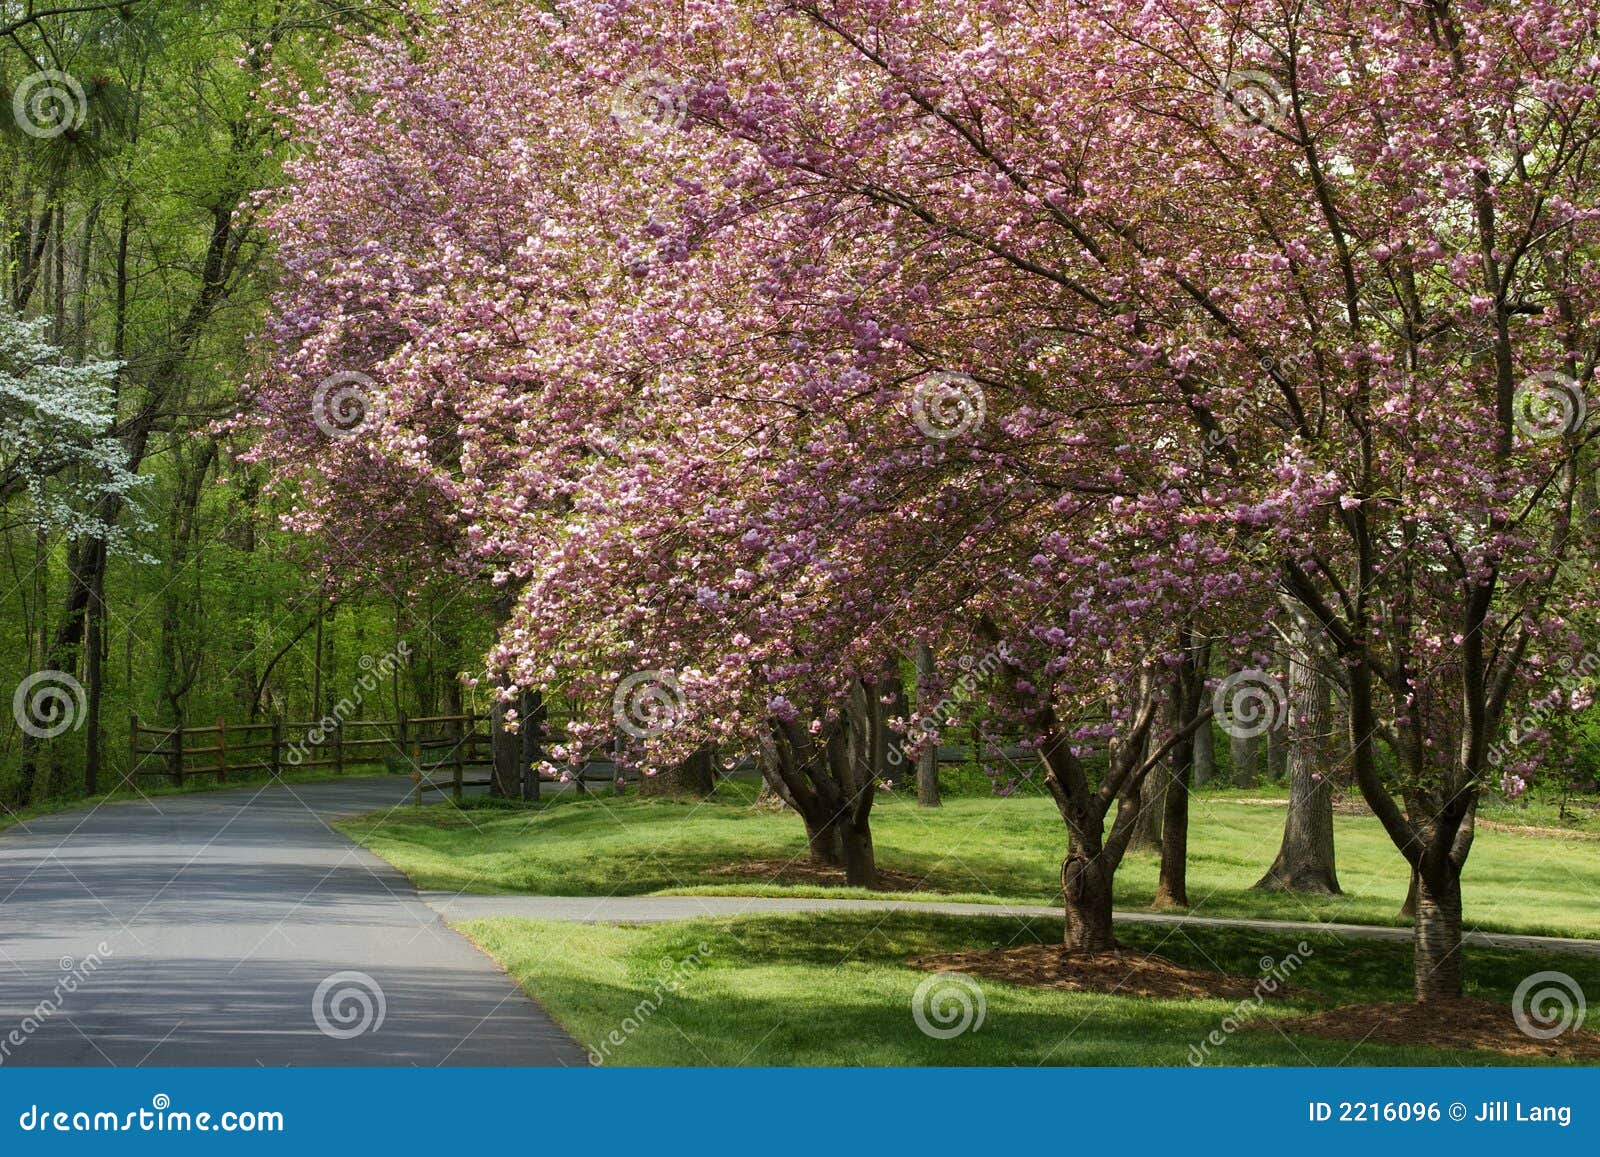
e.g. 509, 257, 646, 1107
757, 677, 884, 886
837, 814, 877, 889
914, 642, 941, 807
1155, 635, 1204, 909
1124, 740, 1166, 853
489, 694, 521, 799
83, 559, 105, 796
641, 743, 717, 798
804, 811, 844, 865
1256, 620, 1341, 893
1413, 864, 1465, 1001
1062, 854, 1117, 952
520, 690, 544, 802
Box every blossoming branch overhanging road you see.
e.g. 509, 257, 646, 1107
0, 777, 585, 1066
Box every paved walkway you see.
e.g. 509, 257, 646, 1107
0, 777, 585, 1066
423, 894, 1600, 958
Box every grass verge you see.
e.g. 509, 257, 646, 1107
340, 782, 1600, 939
458, 910, 1600, 1065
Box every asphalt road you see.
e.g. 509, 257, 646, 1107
0, 777, 585, 1067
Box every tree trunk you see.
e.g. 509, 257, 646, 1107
804, 811, 844, 865
1193, 719, 1215, 787
640, 743, 717, 798
1125, 738, 1166, 853
1413, 865, 1465, 1001
1155, 636, 1204, 909
1266, 714, 1289, 782
1229, 729, 1261, 787
520, 689, 544, 802
1062, 854, 1117, 952
837, 813, 877, 889
914, 642, 941, 807
83, 559, 105, 796
489, 694, 520, 799
1399, 868, 1418, 920
1256, 621, 1341, 893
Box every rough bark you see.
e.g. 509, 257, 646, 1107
489, 694, 521, 799
1062, 854, 1118, 952
641, 743, 717, 798
757, 675, 885, 886
1124, 732, 1167, 853
1399, 868, 1418, 920
1229, 728, 1262, 787
1256, 619, 1342, 893
913, 642, 941, 807
1413, 863, 1465, 1001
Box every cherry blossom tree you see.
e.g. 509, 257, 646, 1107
254, 0, 1600, 1002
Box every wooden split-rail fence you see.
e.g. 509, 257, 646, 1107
127, 711, 635, 803
129, 713, 1032, 804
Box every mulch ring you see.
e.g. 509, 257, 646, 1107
908, 945, 1305, 1001
705, 858, 933, 893
1251, 999, 1600, 1059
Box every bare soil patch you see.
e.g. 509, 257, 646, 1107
706, 858, 933, 893
1255, 999, 1600, 1059
909, 944, 1303, 1001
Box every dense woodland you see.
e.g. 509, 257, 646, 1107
1, 2, 495, 804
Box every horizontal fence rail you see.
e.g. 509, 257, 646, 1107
126, 711, 655, 802
127, 714, 1019, 802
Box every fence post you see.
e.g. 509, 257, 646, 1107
397, 710, 408, 771
453, 715, 466, 802
169, 724, 184, 787
216, 717, 228, 784
128, 715, 139, 786
332, 719, 344, 776
271, 716, 284, 778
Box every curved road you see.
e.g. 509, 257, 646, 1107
0, 777, 584, 1067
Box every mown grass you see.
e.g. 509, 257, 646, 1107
339, 780, 1600, 939
458, 910, 1600, 1066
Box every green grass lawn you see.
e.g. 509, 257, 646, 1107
339, 781, 1600, 939
458, 910, 1600, 1065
